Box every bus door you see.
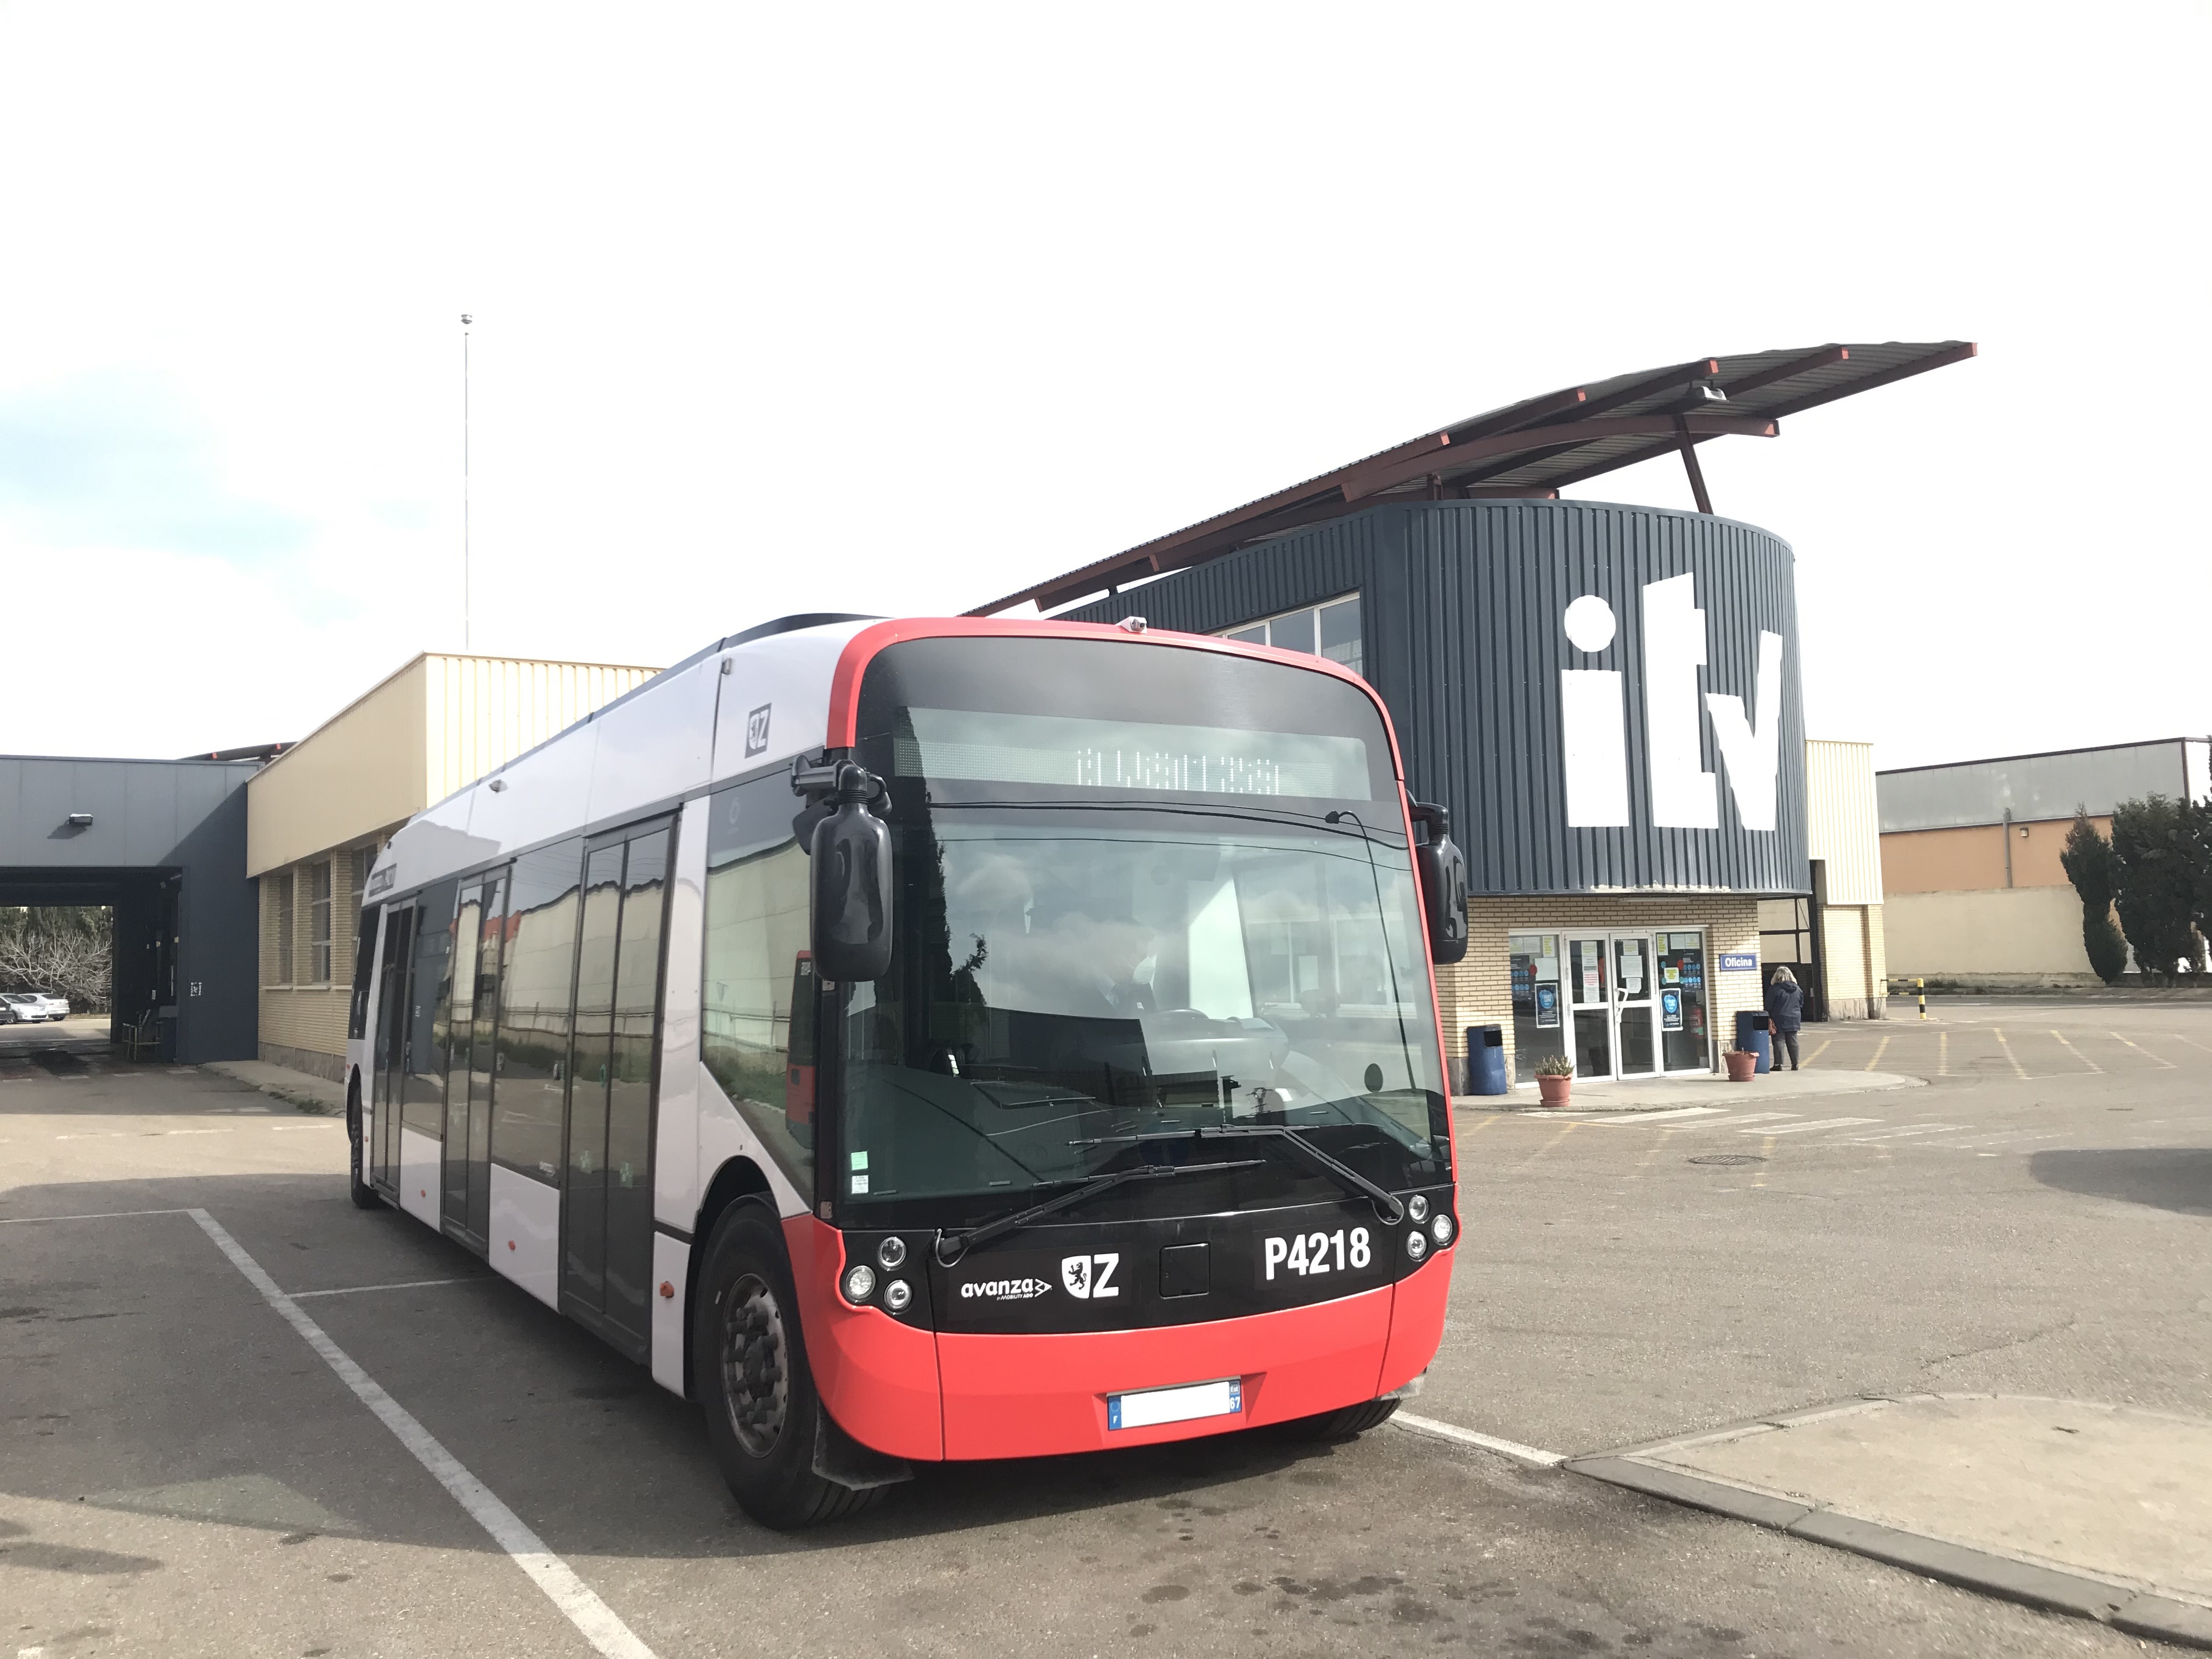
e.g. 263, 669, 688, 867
442, 871, 507, 1250
371, 905, 416, 1192
562, 819, 672, 1358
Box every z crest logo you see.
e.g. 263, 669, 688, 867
1060, 1253, 1120, 1299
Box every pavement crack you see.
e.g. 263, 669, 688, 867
1914, 1314, 2080, 1376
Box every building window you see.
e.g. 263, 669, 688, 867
349, 847, 371, 941
273, 873, 295, 985
308, 862, 334, 984
1221, 594, 1363, 680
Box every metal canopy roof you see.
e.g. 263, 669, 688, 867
970, 340, 1976, 616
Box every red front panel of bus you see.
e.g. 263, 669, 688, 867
792, 1217, 1455, 1463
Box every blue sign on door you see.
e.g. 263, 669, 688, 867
1718, 952, 1758, 972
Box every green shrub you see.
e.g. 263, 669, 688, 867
2109, 795, 2207, 981
2059, 809, 2128, 985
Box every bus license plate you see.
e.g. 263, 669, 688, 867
1108, 1378, 1243, 1431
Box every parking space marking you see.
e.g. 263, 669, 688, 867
1752, 1117, 1881, 1136
2050, 1030, 2101, 1073
1393, 1412, 1564, 1467
187, 1209, 661, 1659
1837, 1125, 1969, 1142
1938, 1031, 1949, 1076
288, 1277, 479, 1300
1862, 1035, 1890, 1072
2109, 1031, 2176, 1070
0, 1207, 193, 1226
1991, 1029, 2029, 1080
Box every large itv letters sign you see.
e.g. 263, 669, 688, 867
1560, 573, 1784, 832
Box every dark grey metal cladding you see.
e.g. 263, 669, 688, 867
1063, 500, 1808, 897
0, 755, 261, 1060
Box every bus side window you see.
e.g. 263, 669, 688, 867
700, 774, 814, 1192
786, 954, 816, 1147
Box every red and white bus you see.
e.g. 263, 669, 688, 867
345, 614, 1467, 1527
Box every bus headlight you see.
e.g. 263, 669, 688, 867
1431, 1213, 1455, 1248
843, 1263, 877, 1303
1405, 1229, 1429, 1262
877, 1236, 908, 1270
1407, 1194, 1430, 1223
884, 1279, 912, 1313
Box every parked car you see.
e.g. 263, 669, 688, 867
26, 990, 70, 1020
0, 992, 46, 1023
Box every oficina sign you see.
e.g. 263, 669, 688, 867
1559, 573, 1784, 832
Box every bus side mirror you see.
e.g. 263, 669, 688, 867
810, 769, 893, 982
1410, 802, 1469, 966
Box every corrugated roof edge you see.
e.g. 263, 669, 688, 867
0, 753, 265, 768
250, 648, 664, 786
1876, 737, 2199, 776
466, 612, 883, 791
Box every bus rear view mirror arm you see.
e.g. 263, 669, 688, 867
1409, 802, 1469, 966
808, 763, 894, 983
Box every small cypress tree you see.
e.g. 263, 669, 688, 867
2109, 795, 2203, 982
2059, 809, 2127, 985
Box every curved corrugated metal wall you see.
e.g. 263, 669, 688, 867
1065, 499, 1809, 897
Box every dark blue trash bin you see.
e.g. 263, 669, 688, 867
1734, 1010, 1772, 1075
1465, 1024, 1508, 1096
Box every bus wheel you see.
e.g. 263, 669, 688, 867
1267, 1397, 1401, 1442
693, 1205, 881, 1530
347, 1086, 382, 1211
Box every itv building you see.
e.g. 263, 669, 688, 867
974, 342, 1974, 1086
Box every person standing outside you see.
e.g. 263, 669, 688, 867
1765, 966, 1805, 1070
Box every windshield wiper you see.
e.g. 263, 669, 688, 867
1071, 1125, 1408, 1226
932, 1157, 1266, 1267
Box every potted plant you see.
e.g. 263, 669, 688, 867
1534, 1052, 1575, 1107
1724, 1045, 1761, 1082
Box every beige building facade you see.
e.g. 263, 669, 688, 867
250, 652, 658, 1080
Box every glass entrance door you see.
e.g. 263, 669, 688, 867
1565, 935, 1612, 1079
1654, 931, 1712, 1073
1526, 928, 1714, 1083
1612, 934, 1658, 1076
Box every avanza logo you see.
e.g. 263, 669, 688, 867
959, 1276, 1052, 1301
1560, 573, 1784, 832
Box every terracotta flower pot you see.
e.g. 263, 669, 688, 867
1724, 1049, 1760, 1082
1536, 1073, 1573, 1107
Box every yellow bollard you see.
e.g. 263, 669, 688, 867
1917, 977, 1927, 1021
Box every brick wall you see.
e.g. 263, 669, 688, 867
1436, 894, 1763, 1087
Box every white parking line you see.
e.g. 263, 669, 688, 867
2109, 1031, 2176, 1071
188, 1209, 661, 1659
0, 1207, 193, 1225
1747, 1117, 1881, 1135
1837, 1125, 1969, 1142
1393, 1412, 1565, 1467
289, 1277, 479, 1300
2051, 1030, 2101, 1074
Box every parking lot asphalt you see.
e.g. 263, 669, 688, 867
4, 1001, 2204, 1657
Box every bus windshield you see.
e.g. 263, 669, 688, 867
839, 802, 1448, 1220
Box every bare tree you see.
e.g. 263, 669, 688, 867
0, 907, 113, 1013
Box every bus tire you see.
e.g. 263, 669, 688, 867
1267, 1397, 1400, 1442
347, 1083, 382, 1211
693, 1204, 881, 1530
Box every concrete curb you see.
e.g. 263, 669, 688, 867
1565, 1454, 2212, 1650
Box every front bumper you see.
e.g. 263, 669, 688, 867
787, 1215, 1454, 1462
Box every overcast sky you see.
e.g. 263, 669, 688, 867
2, 3, 2205, 770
